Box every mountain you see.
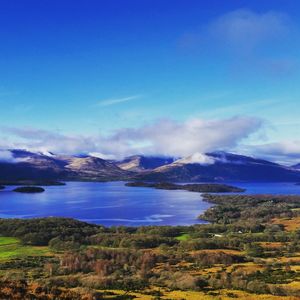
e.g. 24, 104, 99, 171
0, 150, 131, 181
117, 155, 175, 172
292, 163, 300, 170
135, 152, 300, 182
65, 156, 130, 180
1, 150, 300, 183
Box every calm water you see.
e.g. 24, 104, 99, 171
0, 181, 299, 226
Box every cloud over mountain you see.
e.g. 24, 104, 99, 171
1, 116, 262, 159
110, 116, 262, 157
0, 150, 27, 163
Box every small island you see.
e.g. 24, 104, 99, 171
125, 181, 245, 193
13, 186, 45, 193
0, 186, 5, 190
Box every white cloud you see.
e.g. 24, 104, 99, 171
176, 152, 215, 165
4, 117, 299, 165
208, 9, 289, 53
179, 9, 296, 77
3, 127, 98, 155
119, 116, 262, 157
1, 116, 262, 160
252, 140, 300, 164
0, 150, 15, 162
96, 95, 142, 107
0, 150, 28, 163
180, 9, 290, 52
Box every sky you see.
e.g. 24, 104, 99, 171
0, 0, 300, 164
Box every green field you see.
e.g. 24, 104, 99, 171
0, 237, 19, 246
0, 236, 51, 261
175, 233, 191, 241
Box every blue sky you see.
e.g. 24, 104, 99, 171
0, 0, 300, 163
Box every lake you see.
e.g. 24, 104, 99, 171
0, 181, 300, 226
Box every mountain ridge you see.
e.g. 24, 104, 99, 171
292, 163, 300, 170
0, 149, 299, 182
117, 155, 175, 172
0, 149, 131, 181
135, 152, 300, 182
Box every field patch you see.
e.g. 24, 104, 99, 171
0, 236, 51, 261
175, 233, 191, 241
272, 216, 300, 231
0, 237, 19, 246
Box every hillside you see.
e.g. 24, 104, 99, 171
0, 150, 131, 182
136, 152, 300, 182
117, 155, 174, 172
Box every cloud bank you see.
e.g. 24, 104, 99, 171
1, 116, 262, 160
253, 140, 300, 165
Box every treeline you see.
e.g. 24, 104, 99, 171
0, 217, 99, 246
90, 233, 177, 249
200, 194, 300, 224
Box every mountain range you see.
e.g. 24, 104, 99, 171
0, 150, 131, 182
0, 149, 299, 183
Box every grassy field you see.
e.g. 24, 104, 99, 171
175, 233, 190, 241
0, 236, 51, 261
0, 237, 19, 246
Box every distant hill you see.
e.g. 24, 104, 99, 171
0, 150, 131, 181
135, 152, 300, 182
117, 155, 175, 172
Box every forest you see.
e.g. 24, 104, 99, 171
0, 194, 299, 299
